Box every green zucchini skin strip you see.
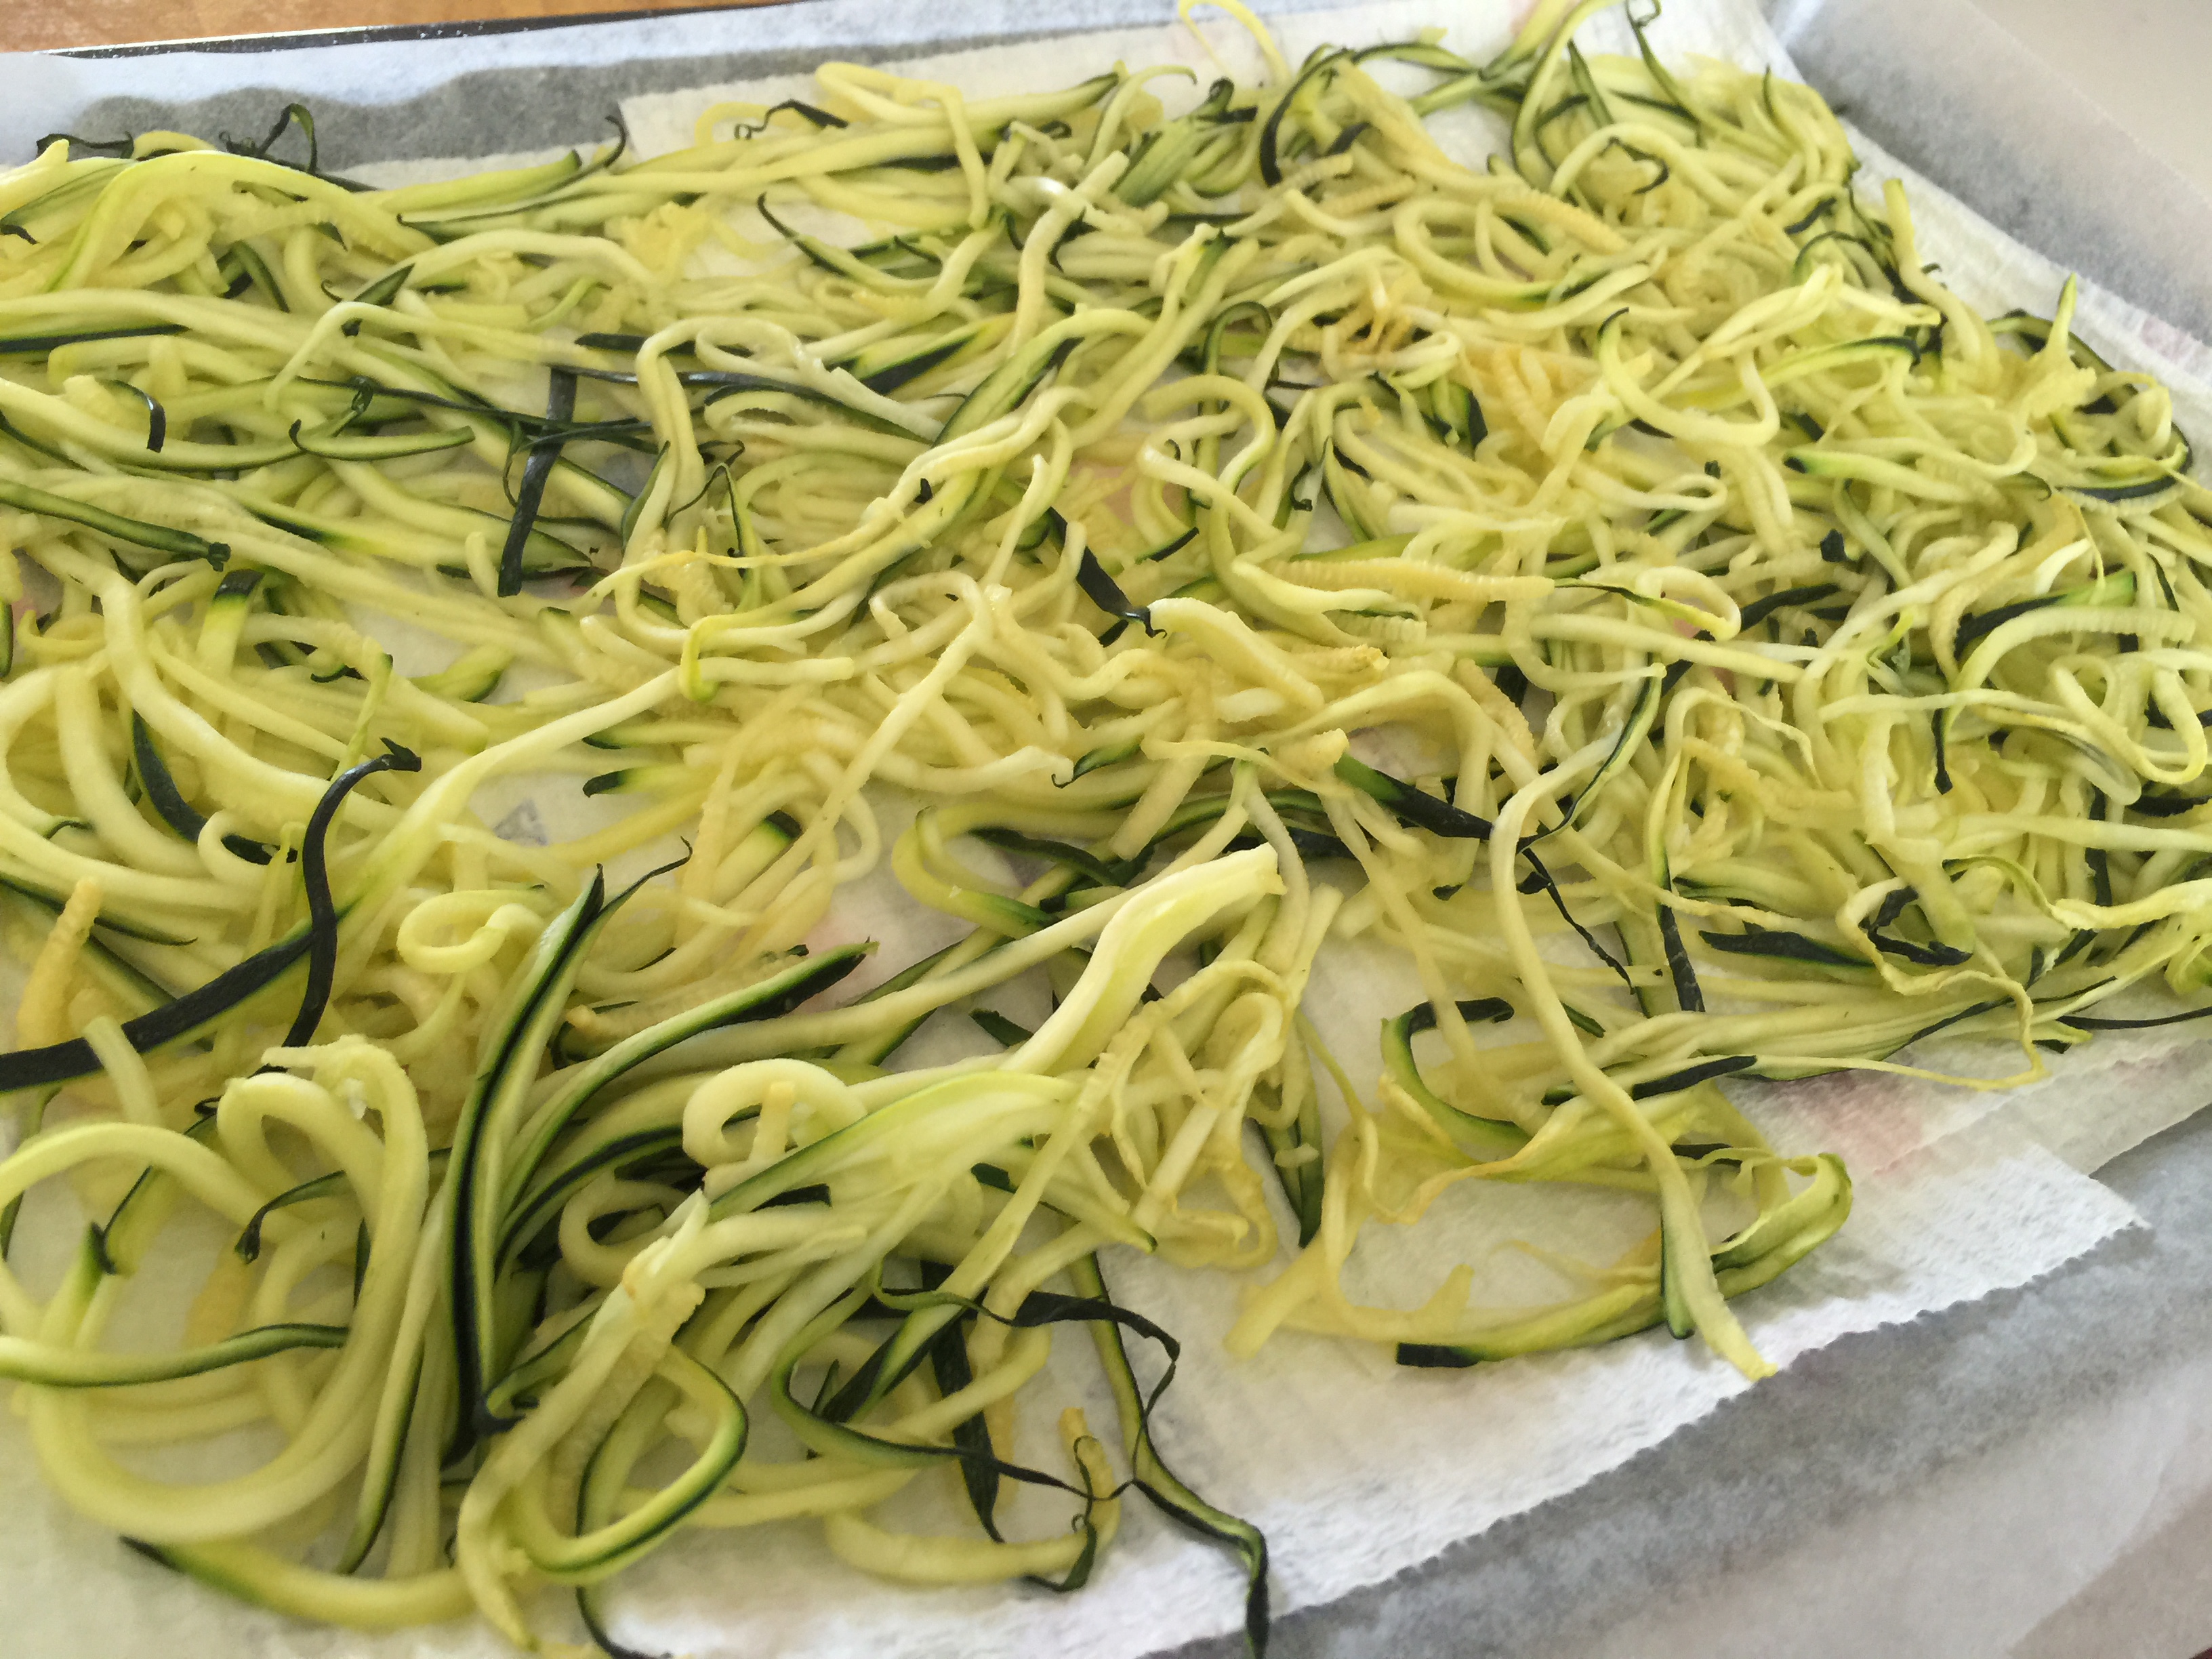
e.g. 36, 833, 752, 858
497, 1125, 687, 1274
1070, 1254, 1271, 1657
1526, 674, 1660, 846
348, 262, 413, 309
770, 1275, 1209, 1573
101, 380, 166, 451
129, 713, 274, 865
121, 1540, 474, 1630
1076, 548, 1160, 642
0, 324, 186, 354
283, 743, 422, 1048
705, 1070, 1067, 1223
1334, 756, 1494, 839
848, 327, 973, 394
236, 1148, 451, 1265
233, 1170, 348, 1263
0, 1321, 347, 1386
521, 1348, 747, 1583
0, 931, 310, 1092
1952, 569, 2135, 655
1656, 903, 1704, 1012
1397, 1154, 1853, 1368
826, 936, 977, 1066
0, 735, 417, 1089
449, 853, 698, 1439
1254, 1082, 1324, 1247
446, 874, 613, 1445
1259, 47, 1352, 186
969, 1008, 1032, 1046
0, 479, 229, 567
497, 943, 872, 1236
219, 242, 286, 308
771, 1261, 1254, 1624
1628, 1054, 1757, 1100
919, 1292, 1011, 1550
944, 331, 1082, 444
970, 827, 1137, 890
1517, 847, 1635, 989
498, 369, 579, 596
285, 419, 471, 462
1380, 998, 1528, 1160
2062, 1002, 2212, 1031
0, 886, 176, 1013
1697, 924, 1870, 971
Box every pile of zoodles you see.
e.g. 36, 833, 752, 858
0, 0, 2207, 1647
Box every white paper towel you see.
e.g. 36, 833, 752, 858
0, 1111, 2144, 1659
3, 3, 2209, 1657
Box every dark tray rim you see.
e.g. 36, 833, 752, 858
51, 3, 752, 60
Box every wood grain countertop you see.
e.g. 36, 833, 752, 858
1, 0, 781, 55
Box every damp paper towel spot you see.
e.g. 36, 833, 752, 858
5, 1, 2211, 1656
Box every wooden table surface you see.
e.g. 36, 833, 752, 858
2, 0, 779, 55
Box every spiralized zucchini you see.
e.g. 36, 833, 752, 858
0, 0, 2206, 1648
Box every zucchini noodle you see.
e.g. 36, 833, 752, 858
0, 1, 2206, 1649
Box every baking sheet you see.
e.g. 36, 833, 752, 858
5, 2, 2212, 1656
1772, 0, 2212, 345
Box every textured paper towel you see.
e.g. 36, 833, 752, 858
1, 3, 2207, 1657
0, 1109, 2144, 1659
